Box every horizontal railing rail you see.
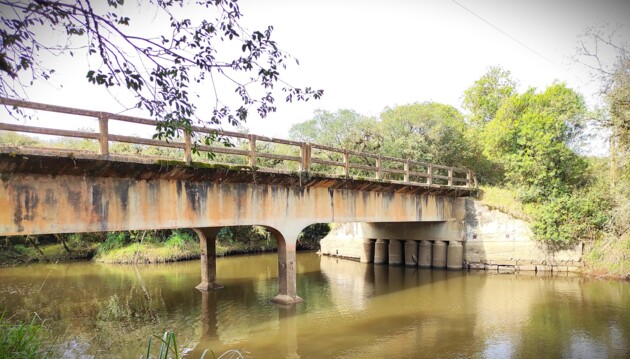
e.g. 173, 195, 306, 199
0, 97, 477, 188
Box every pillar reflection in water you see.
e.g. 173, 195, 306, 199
278, 305, 299, 359
190, 290, 221, 358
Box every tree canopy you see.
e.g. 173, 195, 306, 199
463, 66, 517, 127
0, 0, 322, 143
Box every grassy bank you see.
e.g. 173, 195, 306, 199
0, 243, 98, 267
478, 185, 629, 279
0, 224, 330, 266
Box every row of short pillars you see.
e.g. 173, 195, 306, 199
363, 239, 464, 270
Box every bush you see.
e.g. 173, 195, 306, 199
165, 230, 196, 248
531, 187, 611, 245
98, 232, 128, 253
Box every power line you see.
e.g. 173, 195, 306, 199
451, 0, 563, 70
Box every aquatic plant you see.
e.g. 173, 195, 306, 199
142, 331, 244, 359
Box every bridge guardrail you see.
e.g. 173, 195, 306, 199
0, 97, 477, 189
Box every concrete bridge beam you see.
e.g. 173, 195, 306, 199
193, 227, 224, 291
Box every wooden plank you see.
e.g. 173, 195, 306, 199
256, 152, 301, 162
348, 163, 376, 172
381, 168, 406, 175
0, 122, 99, 139
109, 134, 184, 149
310, 143, 345, 154
311, 158, 345, 167
196, 146, 249, 157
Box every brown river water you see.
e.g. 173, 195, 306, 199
1, 252, 629, 358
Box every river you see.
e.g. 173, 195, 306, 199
0, 252, 629, 358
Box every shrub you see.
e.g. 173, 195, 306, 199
531, 188, 611, 245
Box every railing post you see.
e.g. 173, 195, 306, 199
184, 130, 192, 164
404, 159, 410, 182
427, 164, 433, 186
466, 170, 472, 188
300, 143, 311, 173
473, 173, 478, 188
97, 112, 109, 158
448, 167, 453, 186
375, 155, 382, 180
248, 134, 257, 167
343, 150, 350, 177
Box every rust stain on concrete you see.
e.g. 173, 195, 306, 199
0, 153, 472, 235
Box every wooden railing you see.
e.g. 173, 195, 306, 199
0, 97, 477, 188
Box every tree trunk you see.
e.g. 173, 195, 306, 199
54, 234, 72, 253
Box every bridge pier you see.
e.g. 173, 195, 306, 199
267, 227, 304, 305
418, 240, 433, 268
361, 239, 375, 263
404, 239, 418, 266
432, 240, 447, 269
194, 228, 224, 291
447, 241, 464, 270
388, 239, 403, 265
374, 239, 388, 264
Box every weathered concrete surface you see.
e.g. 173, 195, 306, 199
0, 152, 465, 237
464, 199, 583, 269
320, 199, 583, 271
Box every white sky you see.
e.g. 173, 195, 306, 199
5, 0, 630, 139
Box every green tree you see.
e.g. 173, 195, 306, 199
380, 102, 473, 168
481, 83, 587, 199
463, 66, 517, 127
0, 0, 322, 144
289, 109, 381, 153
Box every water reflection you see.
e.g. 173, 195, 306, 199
0, 253, 629, 358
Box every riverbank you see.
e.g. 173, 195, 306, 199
0, 225, 327, 266
479, 186, 630, 280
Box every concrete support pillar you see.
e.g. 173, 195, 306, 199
388, 239, 403, 266
404, 239, 418, 267
432, 240, 447, 269
374, 239, 388, 264
272, 236, 303, 305
418, 240, 433, 268
193, 227, 224, 290
360, 238, 375, 263
447, 241, 464, 270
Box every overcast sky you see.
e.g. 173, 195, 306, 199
5, 0, 630, 139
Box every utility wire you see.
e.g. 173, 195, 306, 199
451, 0, 563, 70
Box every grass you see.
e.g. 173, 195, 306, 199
94, 242, 200, 264
216, 241, 277, 256
584, 232, 630, 279
0, 311, 50, 359
142, 331, 244, 359
0, 243, 98, 267
477, 185, 534, 221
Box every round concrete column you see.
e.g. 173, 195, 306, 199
432, 240, 447, 269
447, 241, 464, 270
418, 240, 433, 268
404, 240, 418, 267
388, 239, 403, 266
374, 239, 388, 264
361, 239, 375, 263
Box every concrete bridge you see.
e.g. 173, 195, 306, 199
0, 98, 476, 304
